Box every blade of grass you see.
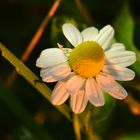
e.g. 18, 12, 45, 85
0, 43, 71, 121
6, 0, 61, 87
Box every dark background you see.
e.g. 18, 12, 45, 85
0, 0, 140, 140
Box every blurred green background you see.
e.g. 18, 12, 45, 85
0, 0, 140, 140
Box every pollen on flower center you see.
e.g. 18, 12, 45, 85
69, 41, 105, 78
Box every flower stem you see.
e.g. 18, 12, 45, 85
84, 111, 100, 140
0, 43, 71, 121
73, 114, 81, 140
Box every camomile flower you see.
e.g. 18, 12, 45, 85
36, 23, 136, 114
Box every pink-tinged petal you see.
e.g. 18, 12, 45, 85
102, 65, 135, 81
105, 50, 136, 67
40, 62, 71, 82
81, 27, 98, 41
86, 78, 105, 106
66, 75, 85, 94
51, 81, 70, 105
62, 23, 83, 47
36, 48, 67, 68
70, 90, 88, 114
95, 25, 114, 50
96, 74, 128, 100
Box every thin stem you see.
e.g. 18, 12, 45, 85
84, 111, 100, 140
6, 0, 61, 87
73, 114, 81, 140
75, 0, 93, 25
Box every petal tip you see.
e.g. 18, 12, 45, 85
72, 108, 84, 114
62, 23, 82, 46
105, 25, 115, 35
105, 25, 114, 30
50, 97, 62, 106
94, 100, 105, 107
62, 23, 74, 32
120, 92, 128, 100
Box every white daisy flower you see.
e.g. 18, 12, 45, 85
36, 23, 136, 114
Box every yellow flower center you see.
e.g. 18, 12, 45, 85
69, 41, 105, 78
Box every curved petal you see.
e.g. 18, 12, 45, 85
70, 90, 88, 114
96, 74, 128, 100
62, 23, 83, 47
81, 27, 98, 41
51, 81, 70, 105
86, 78, 105, 106
40, 62, 71, 82
105, 43, 125, 54
95, 25, 114, 50
36, 48, 67, 68
102, 65, 135, 81
105, 50, 136, 67
66, 75, 85, 94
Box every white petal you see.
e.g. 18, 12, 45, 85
51, 81, 70, 105
105, 43, 125, 54
86, 78, 104, 106
40, 62, 71, 82
95, 25, 114, 50
96, 74, 128, 100
60, 48, 72, 57
70, 90, 88, 114
81, 27, 98, 41
102, 65, 135, 81
66, 75, 85, 94
105, 50, 136, 67
62, 23, 83, 47
36, 48, 67, 68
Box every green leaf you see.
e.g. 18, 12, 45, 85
0, 43, 71, 121
114, 4, 140, 76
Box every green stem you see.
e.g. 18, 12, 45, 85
0, 43, 71, 121
73, 114, 81, 140
84, 111, 100, 140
